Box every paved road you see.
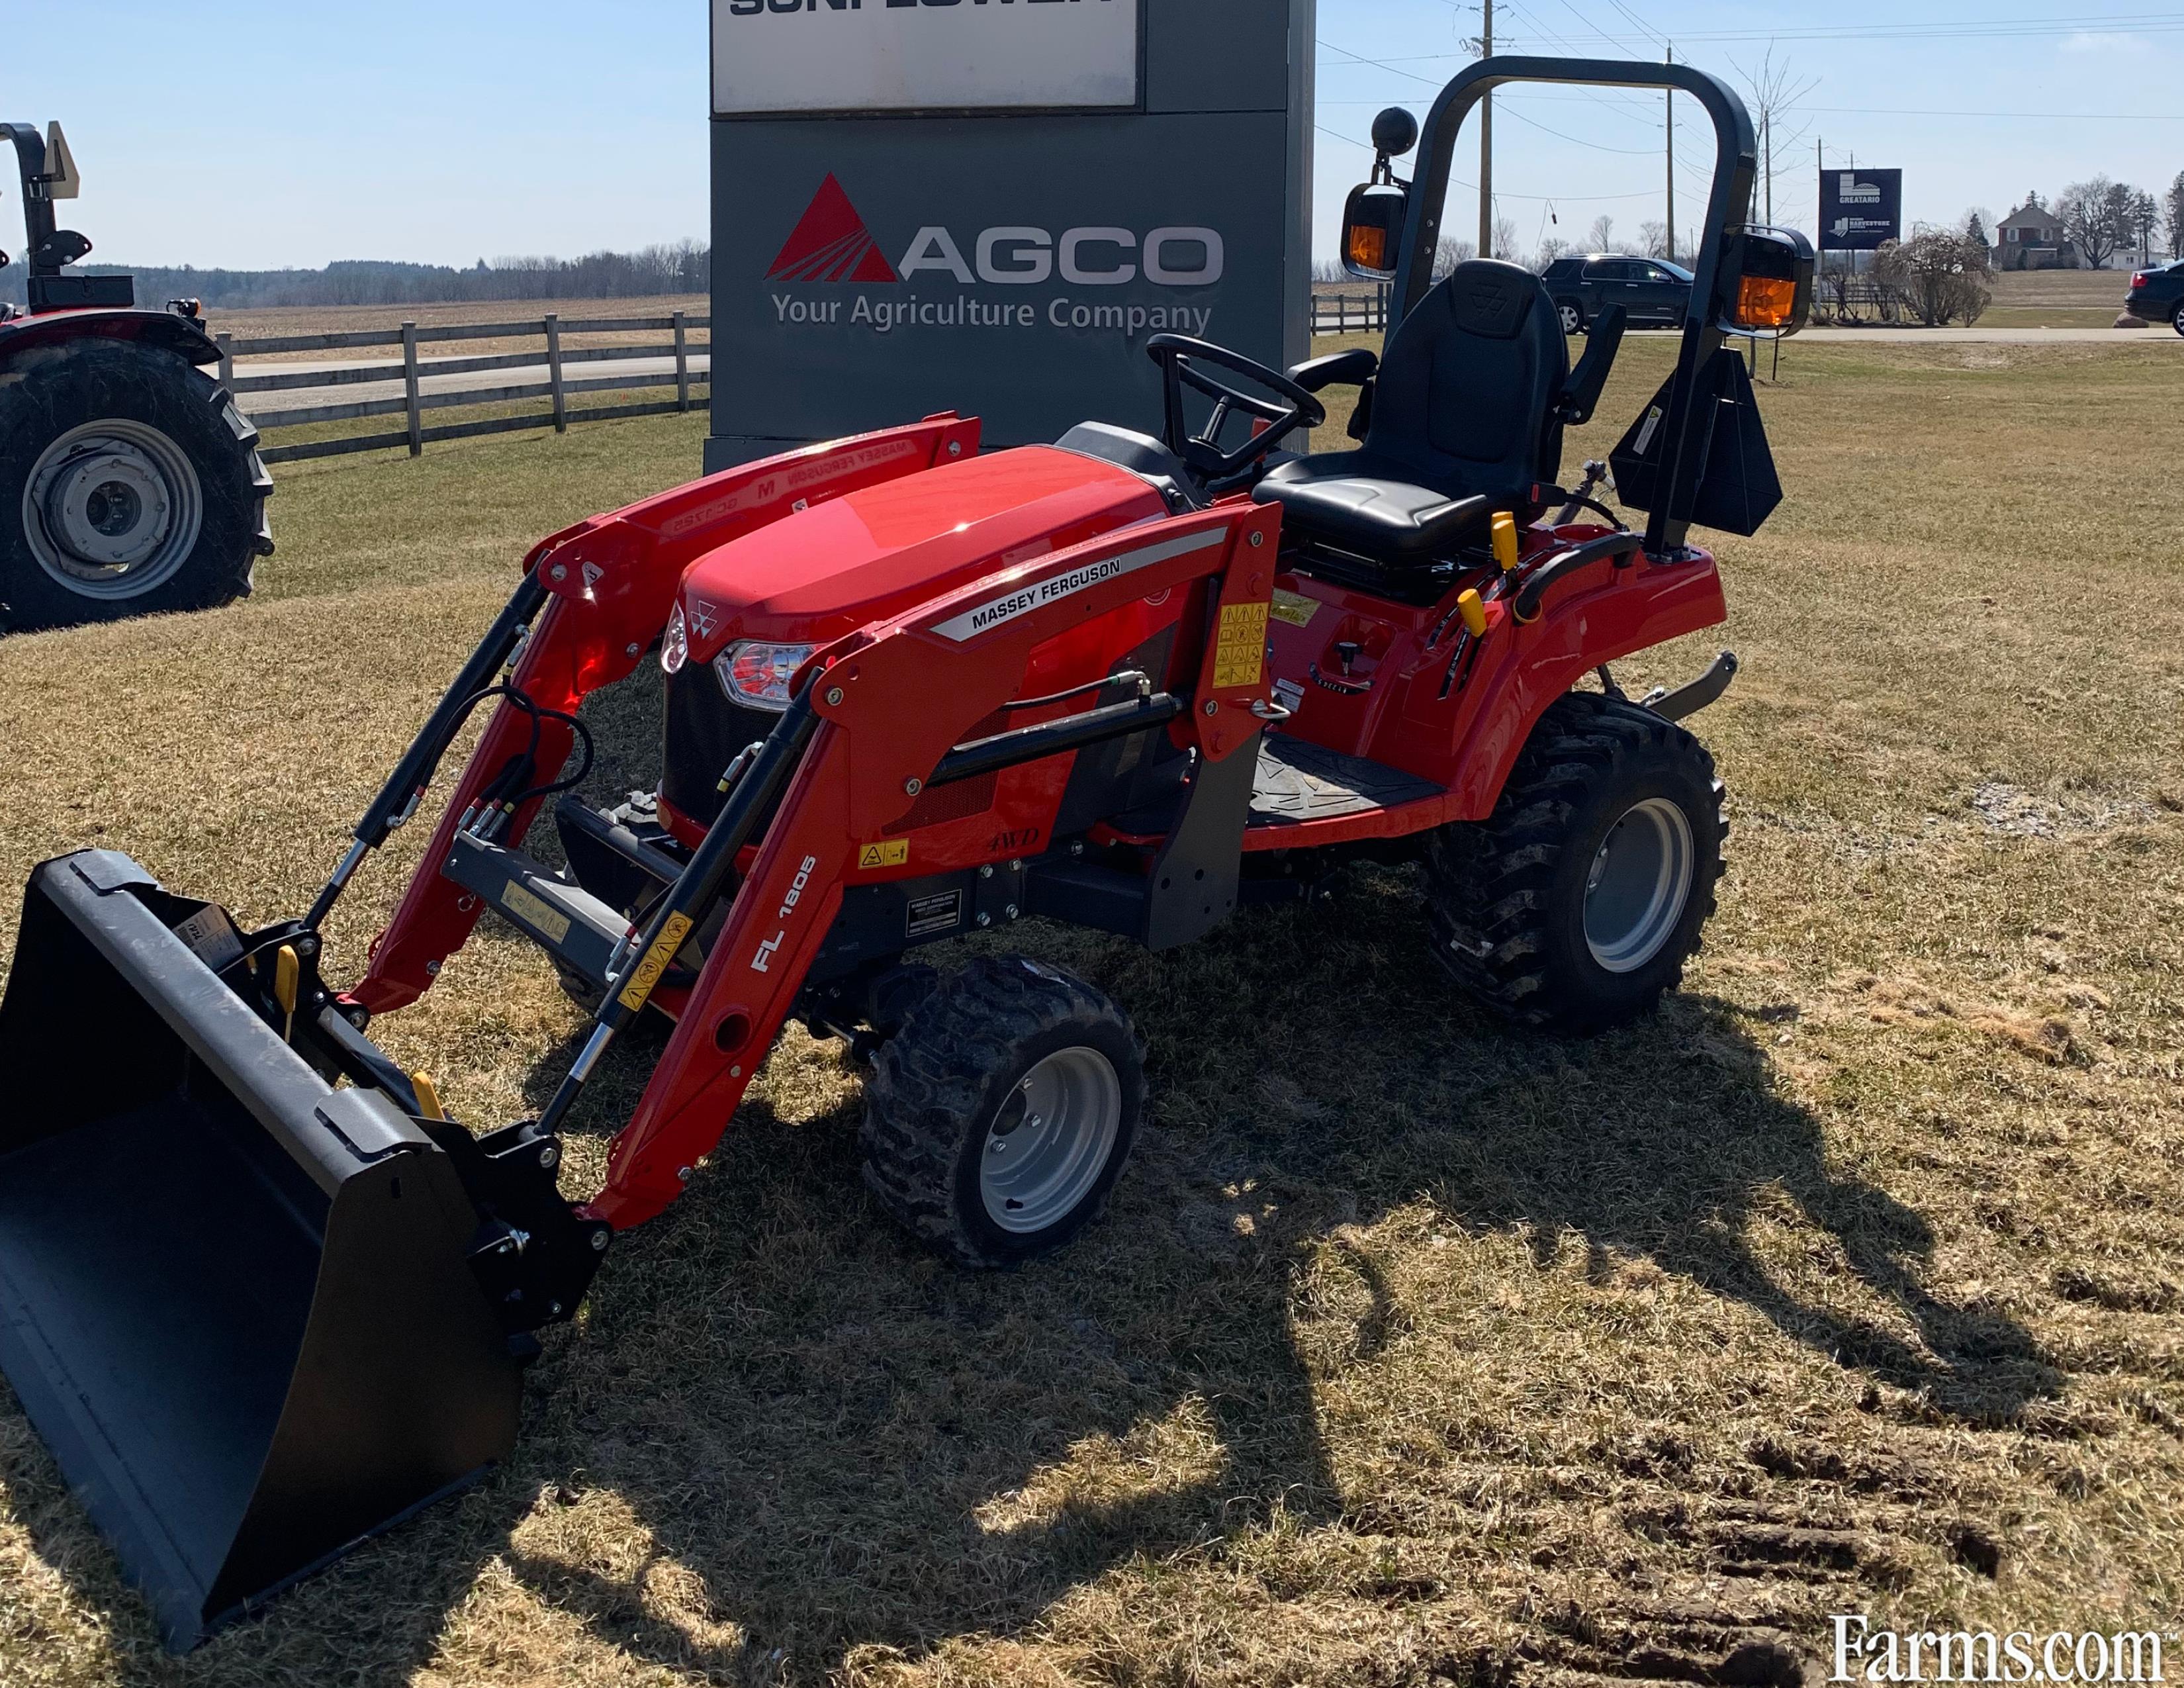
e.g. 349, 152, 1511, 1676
232, 350, 713, 421
1803, 326, 2178, 344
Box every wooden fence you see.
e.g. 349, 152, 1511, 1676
215, 312, 712, 465
1311, 290, 1392, 335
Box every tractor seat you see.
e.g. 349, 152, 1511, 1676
1254, 259, 1579, 563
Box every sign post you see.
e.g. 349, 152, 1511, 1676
1818, 167, 1903, 251
705, 0, 1316, 472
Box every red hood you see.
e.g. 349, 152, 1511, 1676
675, 445, 1167, 663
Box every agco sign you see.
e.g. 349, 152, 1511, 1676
764, 174, 1227, 340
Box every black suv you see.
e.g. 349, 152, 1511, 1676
2124, 260, 2184, 333
1539, 253, 1694, 333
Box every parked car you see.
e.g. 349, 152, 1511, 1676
1540, 253, 1696, 333
2124, 260, 2184, 333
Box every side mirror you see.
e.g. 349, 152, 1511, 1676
1727, 226, 1814, 336
44, 122, 81, 200
1342, 183, 1408, 281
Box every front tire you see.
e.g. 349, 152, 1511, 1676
1426, 692, 1725, 1032
861, 956, 1144, 1268
0, 338, 272, 633
2172, 299, 2184, 336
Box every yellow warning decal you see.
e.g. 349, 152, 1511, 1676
617, 911, 695, 1013
1212, 600, 1271, 690
858, 839, 911, 870
1269, 588, 1319, 629
502, 880, 572, 945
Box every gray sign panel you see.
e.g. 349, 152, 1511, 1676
706, 0, 1314, 471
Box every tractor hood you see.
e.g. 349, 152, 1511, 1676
673, 445, 1167, 665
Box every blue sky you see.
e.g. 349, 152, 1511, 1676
6, 1, 2179, 270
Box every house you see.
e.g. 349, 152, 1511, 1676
1993, 201, 2077, 270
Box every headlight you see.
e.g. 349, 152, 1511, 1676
715, 641, 816, 711
659, 602, 689, 676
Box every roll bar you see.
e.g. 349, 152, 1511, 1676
0, 123, 61, 278
1390, 58, 1760, 555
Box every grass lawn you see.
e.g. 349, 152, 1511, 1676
1, 337, 2180, 1687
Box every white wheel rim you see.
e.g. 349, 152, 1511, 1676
980, 1047, 1122, 1235
23, 420, 205, 600
1560, 304, 1581, 333
1584, 796, 1695, 974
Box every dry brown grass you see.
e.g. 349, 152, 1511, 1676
1, 338, 2181, 1686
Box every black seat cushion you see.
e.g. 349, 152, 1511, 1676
1253, 457, 1490, 558
1254, 259, 1569, 562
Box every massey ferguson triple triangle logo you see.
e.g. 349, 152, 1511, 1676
766, 175, 901, 284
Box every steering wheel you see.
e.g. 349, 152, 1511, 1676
1144, 334, 1326, 485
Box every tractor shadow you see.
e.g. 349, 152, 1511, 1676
460, 863, 2052, 1679
0, 845, 2056, 1680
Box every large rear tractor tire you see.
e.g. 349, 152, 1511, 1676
1426, 691, 1725, 1032
861, 956, 1144, 1268
0, 337, 273, 633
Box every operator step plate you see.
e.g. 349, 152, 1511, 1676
1248, 734, 1442, 826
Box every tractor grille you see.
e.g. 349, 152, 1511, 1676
659, 665, 785, 830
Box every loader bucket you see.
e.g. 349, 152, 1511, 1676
0, 851, 523, 1650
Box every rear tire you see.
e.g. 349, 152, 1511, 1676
0, 338, 272, 634
2173, 299, 2184, 336
1426, 691, 1725, 1032
861, 956, 1143, 1268
1557, 299, 1585, 335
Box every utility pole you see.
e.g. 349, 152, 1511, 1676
1664, 43, 1674, 263
1479, 0, 1494, 257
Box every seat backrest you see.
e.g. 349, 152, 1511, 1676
1363, 259, 1569, 504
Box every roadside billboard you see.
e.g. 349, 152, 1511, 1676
1819, 167, 1903, 250
706, 0, 1316, 471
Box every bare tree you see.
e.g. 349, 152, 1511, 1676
1584, 214, 1615, 254
1638, 220, 1669, 259
2057, 177, 2130, 269
2167, 171, 2184, 258
1732, 46, 1819, 226
1491, 214, 1520, 262
1874, 225, 1993, 326
1432, 236, 1479, 280
1533, 236, 1570, 272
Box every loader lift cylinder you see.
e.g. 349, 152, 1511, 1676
305, 571, 553, 930
536, 685, 825, 1137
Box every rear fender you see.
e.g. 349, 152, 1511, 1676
0, 306, 220, 367
590, 499, 1283, 1228
352, 414, 982, 1014
1441, 550, 1727, 820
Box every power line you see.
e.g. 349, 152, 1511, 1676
1329, 9, 2184, 48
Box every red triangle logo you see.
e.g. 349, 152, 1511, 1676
766, 174, 899, 284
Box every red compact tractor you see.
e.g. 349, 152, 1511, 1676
0, 120, 273, 632
0, 60, 1809, 1648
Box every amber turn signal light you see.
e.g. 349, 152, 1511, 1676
1733, 274, 1798, 331
1345, 225, 1388, 273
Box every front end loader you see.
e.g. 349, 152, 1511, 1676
0, 58, 1811, 1649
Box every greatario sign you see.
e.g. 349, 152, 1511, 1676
764, 174, 1226, 344
1818, 167, 1903, 251
705, 0, 1314, 471
713, 0, 1141, 116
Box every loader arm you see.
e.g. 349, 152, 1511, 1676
585, 497, 1284, 1229
351, 416, 981, 1014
